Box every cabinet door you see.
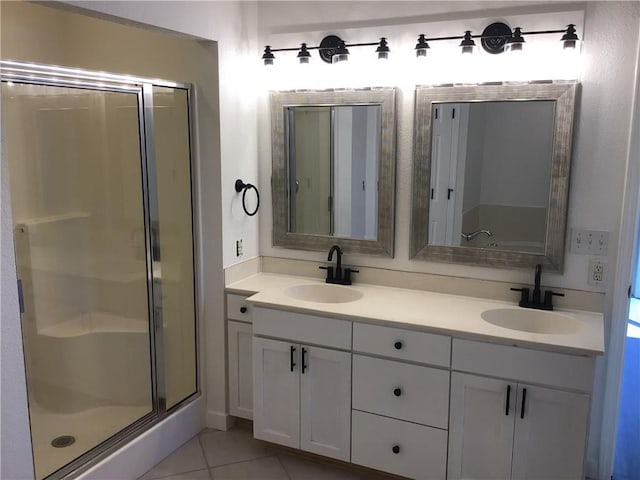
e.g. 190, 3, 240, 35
252, 337, 300, 448
300, 346, 351, 461
228, 321, 253, 419
511, 385, 589, 480
448, 373, 515, 480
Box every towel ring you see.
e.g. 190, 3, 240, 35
235, 179, 260, 216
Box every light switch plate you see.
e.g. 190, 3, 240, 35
571, 229, 609, 255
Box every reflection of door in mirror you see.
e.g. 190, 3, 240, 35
428, 101, 555, 253
429, 104, 468, 246
287, 105, 379, 240
289, 106, 332, 235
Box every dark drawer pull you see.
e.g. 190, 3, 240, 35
505, 385, 511, 416
392, 445, 400, 454
301, 347, 308, 374
240, 306, 247, 314
520, 387, 527, 419
290, 346, 296, 372
394, 341, 403, 350
393, 388, 402, 397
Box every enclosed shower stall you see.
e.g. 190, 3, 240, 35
1, 62, 198, 479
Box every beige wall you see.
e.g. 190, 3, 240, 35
1, 2, 225, 476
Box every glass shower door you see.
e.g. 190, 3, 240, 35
2, 81, 154, 479
150, 86, 197, 410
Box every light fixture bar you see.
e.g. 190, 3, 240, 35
261, 35, 390, 65
261, 23, 579, 65
416, 23, 579, 56
267, 41, 381, 53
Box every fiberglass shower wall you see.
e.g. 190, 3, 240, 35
2, 75, 197, 479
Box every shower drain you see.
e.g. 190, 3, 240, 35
51, 435, 75, 448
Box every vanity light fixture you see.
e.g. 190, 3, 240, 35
414, 22, 580, 57
415, 34, 430, 58
261, 34, 390, 65
376, 38, 390, 60
262, 46, 275, 66
505, 27, 525, 53
460, 31, 476, 54
332, 40, 350, 63
561, 24, 579, 49
297, 43, 311, 64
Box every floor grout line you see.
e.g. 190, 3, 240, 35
207, 452, 278, 470
197, 432, 211, 469
143, 467, 210, 480
276, 454, 293, 480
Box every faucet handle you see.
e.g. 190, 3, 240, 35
343, 268, 359, 285
319, 265, 334, 282
543, 290, 564, 310
511, 287, 530, 307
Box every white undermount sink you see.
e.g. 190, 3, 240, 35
284, 284, 364, 304
481, 308, 582, 335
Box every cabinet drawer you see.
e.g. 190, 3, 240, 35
452, 339, 595, 392
227, 293, 253, 323
353, 322, 450, 367
253, 307, 351, 350
353, 355, 449, 428
351, 410, 447, 480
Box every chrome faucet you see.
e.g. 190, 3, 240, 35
461, 229, 494, 241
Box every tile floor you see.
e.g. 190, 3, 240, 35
138, 425, 393, 480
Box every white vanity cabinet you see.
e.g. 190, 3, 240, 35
226, 293, 254, 419
448, 339, 593, 480
252, 308, 352, 462
351, 323, 451, 480
240, 289, 599, 480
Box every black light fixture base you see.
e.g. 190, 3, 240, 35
481, 22, 512, 54
319, 35, 344, 63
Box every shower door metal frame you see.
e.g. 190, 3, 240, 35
1, 61, 201, 480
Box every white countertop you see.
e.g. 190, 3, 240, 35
227, 273, 604, 357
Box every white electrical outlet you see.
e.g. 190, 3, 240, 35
571, 229, 609, 255
587, 258, 606, 286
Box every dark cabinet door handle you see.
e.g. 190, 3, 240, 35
394, 388, 402, 397
520, 387, 527, 419
505, 385, 511, 416
240, 306, 247, 314
394, 341, 403, 350
301, 347, 308, 374
392, 445, 400, 454
290, 346, 296, 372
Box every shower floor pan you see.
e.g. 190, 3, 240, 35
29, 403, 150, 479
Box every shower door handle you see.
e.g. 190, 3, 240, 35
17, 279, 24, 314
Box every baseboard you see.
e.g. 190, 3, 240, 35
206, 409, 235, 431
78, 396, 205, 480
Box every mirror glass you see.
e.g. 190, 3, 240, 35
287, 105, 380, 240
411, 83, 577, 271
271, 88, 396, 257
428, 100, 555, 253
